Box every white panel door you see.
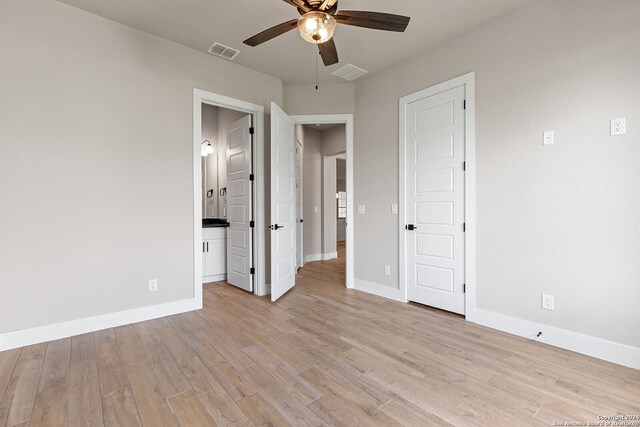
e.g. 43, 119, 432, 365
295, 140, 304, 270
226, 114, 253, 292
270, 102, 296, 301
405, 85, 466, 314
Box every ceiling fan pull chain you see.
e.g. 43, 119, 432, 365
315, 50, 319, 90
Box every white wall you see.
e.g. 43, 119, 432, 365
284, 83, 355, 115
354, 0, 640, 348
0, 0, 282, 335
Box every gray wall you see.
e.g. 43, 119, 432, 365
354, 0, 640, 347
321, 125, 346, 156
301, 126, 323, 258
0, 0, 282, 334
284, 83, 355, 115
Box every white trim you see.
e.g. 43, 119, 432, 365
202, 274, 226, 283
398, 72, 476, 316
291, 114, 355, 289
354, 279, 405, 303
304, 254, 323, 263
472, 308, 640, 370
322, 252, 338, 260
193, 89, 267, 296
0, 298, 200, 352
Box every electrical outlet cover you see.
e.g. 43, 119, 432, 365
542, 294, 554, 310
611, 117, 626, 136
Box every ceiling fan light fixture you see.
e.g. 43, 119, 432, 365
297, 11, 336, 44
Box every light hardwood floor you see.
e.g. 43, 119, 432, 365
1, 247, 638, 426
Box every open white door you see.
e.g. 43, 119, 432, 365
226, 114, 253, 292
270, 102, 296, 301
295, 140, 304, 270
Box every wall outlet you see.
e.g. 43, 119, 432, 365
357, 205, 366, 215
543, 130, 554, 145
149, 279, 158, 292
391, 204, 398, 215
542, 294, 554, 310
610, 117, 626, 136
384, 265, 391, 276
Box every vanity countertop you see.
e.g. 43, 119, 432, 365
203, 218, 228, 228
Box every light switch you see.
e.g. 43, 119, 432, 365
391, 204, 398, 215
543, 130, 554, 145
357, 205, 366, 215
314, 206, 318, 214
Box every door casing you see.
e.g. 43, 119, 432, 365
193, 89, 267, 297
399, 72, 477, 318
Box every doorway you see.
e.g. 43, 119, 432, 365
399, 72, 476, 316
292, 114, 354, 290
193, 89, 267, 299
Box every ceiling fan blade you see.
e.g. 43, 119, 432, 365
243, 19, 298, 47
282, 0, 310, 13
335, 10, 410, 32
318, 38, 339, 66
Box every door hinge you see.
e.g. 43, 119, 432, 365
249, 220, 255, 228
249, 173, 255, 181
250, 267, 255, 275
463, 100, 466, 110
463, 283, 466, 293
463, 161, 466, 171
249, 127, 254, 135
463, 223, 466, 232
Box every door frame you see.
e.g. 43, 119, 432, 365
193, 89, 267, 298
291, 114, 355, 289
398, 72, 476, 318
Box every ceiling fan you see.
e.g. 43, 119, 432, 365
243, 0, 411, 66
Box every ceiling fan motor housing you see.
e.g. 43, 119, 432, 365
297, 11, 336, 44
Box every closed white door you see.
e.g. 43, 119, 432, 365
270, 102, 296, 301
295, 140, 304, 270
404, 85, 466, 314
226, 114, 253, 292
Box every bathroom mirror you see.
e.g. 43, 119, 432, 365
202, 152, 218, 218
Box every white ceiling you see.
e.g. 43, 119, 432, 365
57, 0, 528, 85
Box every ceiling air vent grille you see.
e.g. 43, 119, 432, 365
208, 42, 240, 61
332, 63, 368, 81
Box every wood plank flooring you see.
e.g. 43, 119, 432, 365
1, 248, 638, 426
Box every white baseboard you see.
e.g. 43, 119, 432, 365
354, 279, 406, 303
304, 254, 323, 263
470, 308, 640, 370
202, 274, 226, 283
322, 252, 338, 260
0, 298, 201, 352
257, 282, 271, 297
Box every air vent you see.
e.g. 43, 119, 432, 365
208, 42, 239, 61
332, 63, 368, 81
